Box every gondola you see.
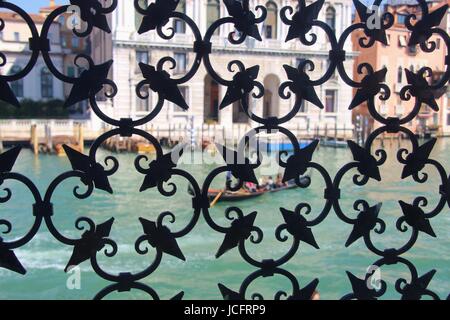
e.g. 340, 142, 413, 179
206, 189, 265, 201
205, 176, 310, 202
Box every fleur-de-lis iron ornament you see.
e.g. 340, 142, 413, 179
349, 67, 387, 110
138, 63, 189, 111
353, 0, 392, 46
407, 3, 449, 46
69, 0, 116, 34
135, 0, 180, 34
223, 0, 264, 42
0, 146, 27, 275
64, 60, 114, 108
282, 64, 324, 110
345, 203, 382, 247
283, 0, 324, 43
280, 139, 319, 183
65, 218, 115, 272
0, 0, 448, 300
0, 78, 20, 108
138, 216, 186, 261
404, 68, 440, 112
219, 65, 260, 110
63, 145, 114, 194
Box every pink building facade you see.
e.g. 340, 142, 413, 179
352, 0, 448, 136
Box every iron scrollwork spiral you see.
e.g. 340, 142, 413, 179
0, 0, 448, 300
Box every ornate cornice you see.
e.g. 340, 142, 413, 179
113, 40, 358, 58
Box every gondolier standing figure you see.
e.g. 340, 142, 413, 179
225, 171, 233, 190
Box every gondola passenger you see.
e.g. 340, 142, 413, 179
244, 182, 256, 192
267, 176, 276, 190
275, 174, 285, 188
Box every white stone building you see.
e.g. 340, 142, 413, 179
0, 11, 64, 102
91, 0, 356, 136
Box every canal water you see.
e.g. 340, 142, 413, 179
0, 138, 449, 299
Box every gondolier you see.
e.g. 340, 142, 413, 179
225, 170, 233, 190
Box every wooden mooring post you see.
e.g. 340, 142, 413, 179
31, 124, 38, 155
334, 122, 338, 141
45, 124, 53, 152
0, 126, 3, 153
78, 123, 84, 151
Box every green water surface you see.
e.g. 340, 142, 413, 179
0, 138, 449, 300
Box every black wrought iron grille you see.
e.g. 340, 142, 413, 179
0, 0, 449, 300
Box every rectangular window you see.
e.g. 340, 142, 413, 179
42, 85, 53, 98
11, 80, 23, 98
72, 36, 79, 48
397, 14, 407, 25
174, 19, 186, 34
298, 99, 308, 113
41, 73, 53, 98
61, 36, 67, 47
0, 31, 3, 40
325, 90, 336, 113
296, 58, 305, 68
67, 67, 75, 78
14, 32, 20, 41
420, 105, 431, 114
174, 53, 187, 73
398, 35, 407, 47
174, 87, 188, 112
447, 113, 450, 126
174, 0, 186, 33
136, 86, 150, 112
9, 65, 23, 98
135, 0, 149, 30
136, 50, 149, 64
207, 1, 220, 35
136, 50, 149, 73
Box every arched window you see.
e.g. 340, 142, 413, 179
207, 0, 220, 34
135, 0, 148, 30
174, 0, 186, 34
264, 1, 278, 39
9, 65, 23, 98
326, 7, 336, 32
41, 67, 53, 98
397, 66, 403, 83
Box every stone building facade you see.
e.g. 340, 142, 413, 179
91, 0, 356, 136
0, 11, 64, 102
0, 0, 90, 117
